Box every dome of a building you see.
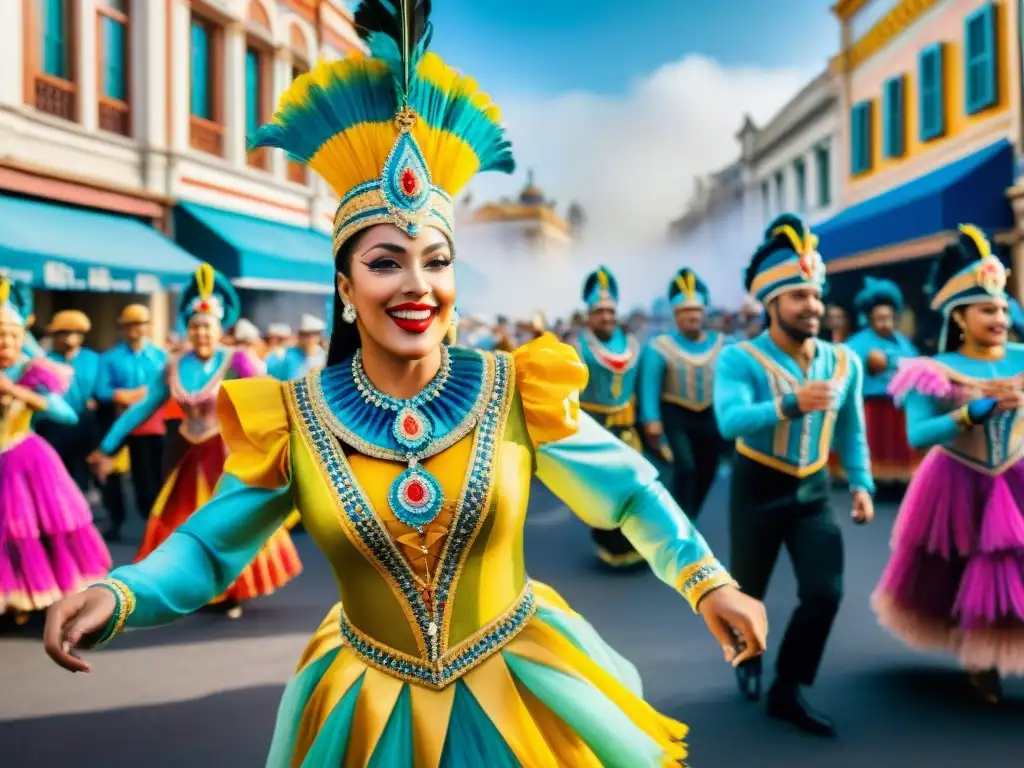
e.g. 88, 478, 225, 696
518, 169, 545, 205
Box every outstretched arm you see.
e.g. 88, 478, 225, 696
535, 413, 734, 610
98, 370, 169, 454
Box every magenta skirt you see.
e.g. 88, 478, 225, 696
0, 434, 112, 613
872, 448, 1024, 675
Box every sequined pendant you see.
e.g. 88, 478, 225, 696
389, 465, 444, 529
392, 406, 432, 452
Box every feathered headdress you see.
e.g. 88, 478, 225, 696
927, 224, 1008, 350
745, 213, 827, 304
669, 267, 709, 310
250, 0, 514, 254
0, 275, 34, 328
582, 266, 618, 311
853, 276, 903, 325
178, 263, 241, 328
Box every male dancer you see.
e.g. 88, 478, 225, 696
714, 213, 874, 736
41, 310, 101, 491
269, 314, 326, 380
574, 266, 644, 568
845, 278, 920, 488
95, 304, 168, 539
639, 268, 726, 519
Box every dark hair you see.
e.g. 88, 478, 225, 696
943, 308, 966, 353
326, 233, 364, 368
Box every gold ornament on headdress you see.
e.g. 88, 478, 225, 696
771, 224, 819, 257
195, 263, 216, 300
0, 278, 9, 306
675, 271, 697, 299
597, 270, 609, 290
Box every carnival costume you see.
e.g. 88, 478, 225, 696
714, 214, 873, 721
873, 225, 1024, 677
639, 268, 726, 519
97, 265, 301, 606
0, 278, 111, 615
88, 5, 737, 764
574, 266, 646, 567
845, 277, 920, 483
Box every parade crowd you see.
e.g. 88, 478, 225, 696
2, 4, 1023, 763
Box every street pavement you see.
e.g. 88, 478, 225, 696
1, 473, 1021, 767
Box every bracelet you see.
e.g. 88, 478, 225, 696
91, 579, 136, 648
958, 404, 974, 427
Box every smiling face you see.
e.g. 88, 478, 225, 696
0, 316, 24, 369
187, 314, 221, 359
959, 298, 1009, 348
338, 224, 456, 361
771, 287, 824, 341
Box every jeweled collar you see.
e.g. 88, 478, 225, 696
312, 346, 490, 460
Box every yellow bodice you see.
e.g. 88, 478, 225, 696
219, 335, 586, 689
0, 396, 34, 450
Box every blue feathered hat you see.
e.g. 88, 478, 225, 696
582, 266, 618, 311
744, 213, 827, 304
927, 224, 1009, 351
854, 276, 903, 325
668, 267, 710, 310
177, 263, 241, 328
0, 275, 34, 327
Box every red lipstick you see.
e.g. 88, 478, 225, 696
386, 302, 439, 334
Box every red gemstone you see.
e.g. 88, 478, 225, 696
406, 481, 425, 503
402, 414, 420, 436
400, 167, 419, 196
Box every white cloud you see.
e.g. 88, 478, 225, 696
457, 55, 813, 319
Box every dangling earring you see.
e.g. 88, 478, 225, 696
342, 303, 357, 324
450, 307, 460, 329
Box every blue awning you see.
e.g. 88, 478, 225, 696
816, 139, 1015, 264
173, 203, 335, 294
0, 194, 201, 292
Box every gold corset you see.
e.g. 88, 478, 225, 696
0, 396, 33, 451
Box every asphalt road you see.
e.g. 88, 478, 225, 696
1, 474, 1021, 767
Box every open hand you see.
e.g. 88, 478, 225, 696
87, 451, 114, 482
43, 587, 117, 673
642, 421, 664, 453
698, 586, 768, 667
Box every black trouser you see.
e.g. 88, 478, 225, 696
661, 403, 722, 520
103, 433, 166, 530
588, 420, 642, 558
729, 454, 843, 687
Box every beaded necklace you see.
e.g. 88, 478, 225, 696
351, 346, 452, 529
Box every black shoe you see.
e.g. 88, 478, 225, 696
735, 658, 762, 701
766, 682, 836, 737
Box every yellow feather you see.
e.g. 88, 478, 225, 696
958, 223, 992, 259
195, 263, 215, 300
0, 278, 9, 306
674, 275, 688, 296
310, 121, 399, 198
684, 272, 696, 297
597, 270, 609, 290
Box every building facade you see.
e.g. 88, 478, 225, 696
466, 172, 575, 254
823, 0, 1022, 345
0, 0, 364, 347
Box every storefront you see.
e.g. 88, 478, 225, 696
0, 187, 201, 351
172, 201, 492, 334
815, 139, 1016, 352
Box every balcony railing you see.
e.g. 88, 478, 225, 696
287, 160, 307, 185
189, 115, 224, 156
34, 74, 76, 121
247, 146, 269, 171
98, 98, 130, 137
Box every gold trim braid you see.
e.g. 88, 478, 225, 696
93, 578, 136, 648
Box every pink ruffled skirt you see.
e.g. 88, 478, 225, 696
872, 448, 1024, 675
0, 434, 112, 613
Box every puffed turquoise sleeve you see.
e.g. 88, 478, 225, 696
713, 345, 796, 440
638, 341, 667, 424
92, 378, 294, 641
832, 352, 875, 493
99, 369, 169, 454
514, 334, 735, 611
19, 359, 77, 425
904, 390, 961, 450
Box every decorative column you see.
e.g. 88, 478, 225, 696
76, 0, 99, 131
224, 21, 246, 167
270, 49, 291, 181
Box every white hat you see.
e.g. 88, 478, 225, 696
233, 318, 260, 343
298, 314, 326, 334
267, 322, 292, 337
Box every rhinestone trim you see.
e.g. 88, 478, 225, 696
338, 584, 536, 689
289, 351, 513, 661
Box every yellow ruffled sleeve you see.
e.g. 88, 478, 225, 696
217, 378, 292, 490
512, 333, 589, 448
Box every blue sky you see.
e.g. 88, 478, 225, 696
431, 0, 839, 98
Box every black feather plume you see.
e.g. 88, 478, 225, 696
353, 0, 433, 99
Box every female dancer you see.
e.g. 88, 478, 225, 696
44, 5, 766, 765
0, 277, 111, 623
874, 225, 1024, 703
89, 264, 301, 619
